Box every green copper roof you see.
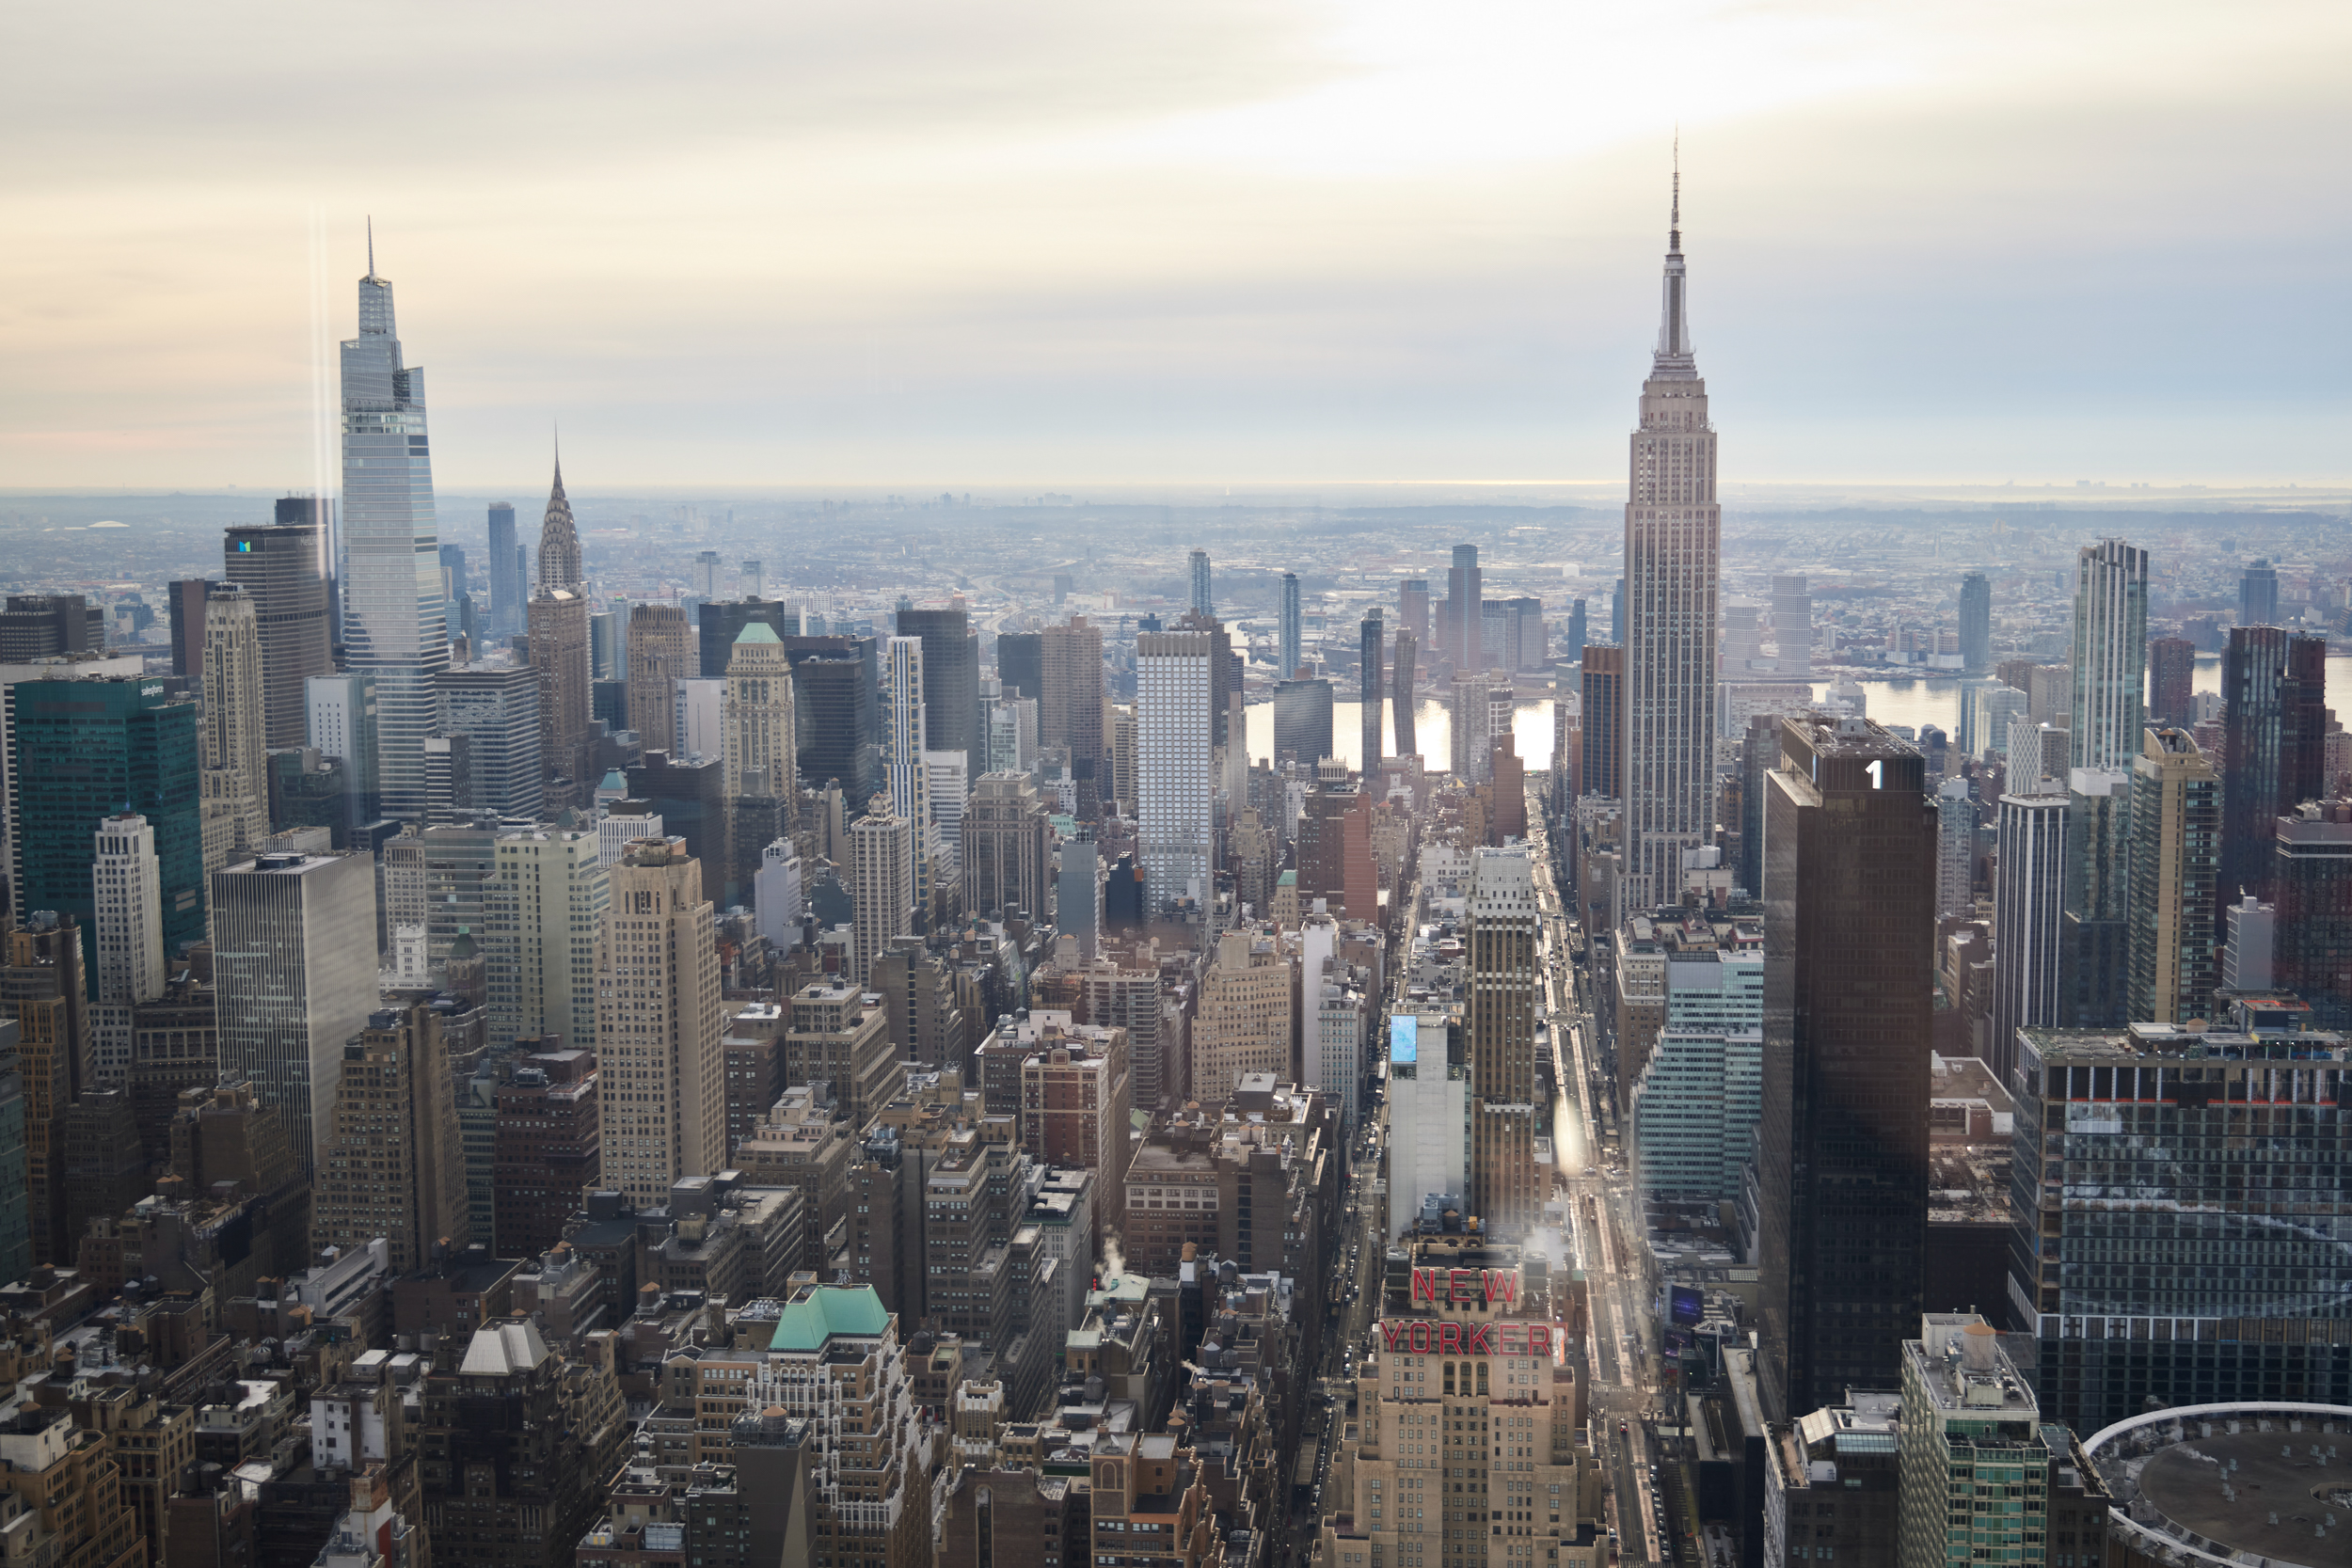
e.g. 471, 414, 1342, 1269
735, 622, 784, 644
770, 1286, 890, 1352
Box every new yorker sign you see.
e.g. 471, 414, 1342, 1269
1377, 1267, 1558, 1356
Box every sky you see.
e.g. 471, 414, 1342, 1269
2, 1, 2346, 491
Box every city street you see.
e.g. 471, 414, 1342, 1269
1524, 804, 1674, 1568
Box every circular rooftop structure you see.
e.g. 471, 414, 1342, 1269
2086, 1402, 2352, 1568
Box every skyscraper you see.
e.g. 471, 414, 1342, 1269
1992, 786, 2069, 1085
1935, 777, 1975, 919
486, 500, 520, 635
485, 824, 607, 1053
8, 676, 203, 959
1450, 670, 1493, 784
894, 604, 982, 790
850, 800, 915, 989
2217, 626, 2328, 911
89, 814, 164, 1089
2238, 557, 2280, 627
627, 603, 694, 756
1278, 571, 1302, 678
210, 850, 379, 1174
1359, 608, 1384, 768
311, 1002, 469, 1270
1390, 628, 1418, 757
527, 454, 593, 791
1272, 677, 1334, 767
1957, 570, 1991, 673
1040, 616, 1104, 817
1564, 598, 1587, 664
438, 665, 545, 818
1467, 846, 1539, 1232
2126, 727, 2218, 1025
882, 636, 937, 902
961, 772, 1053, 922
1188, 548, 1212, 617
339, 245, 449, 821
1446, 544, 1482, 671
2012, 1010, 2352, 1430
1770, 576, 1810, 678
198, 586, 270, 873
226, 500, 333, 748
1580, 646, 1624, 800
2067, 541, 2149, 774
1397, 578, 1429, 652
1136, 627, 1215, 914
2147, 635, 2196, 726
995, 630, 1042, 704
723, 622, 797, 800
1622, 177, 1722, 910
595, 836, 724, 1206
1757, 714, 1933, 1418
305, 671, 383, 839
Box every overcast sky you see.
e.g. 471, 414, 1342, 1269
3, 1, 2345, 491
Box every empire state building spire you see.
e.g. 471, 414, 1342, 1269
1654, 155, 1696, 378
1620, 150, 1720, 911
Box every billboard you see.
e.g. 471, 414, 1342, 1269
1389, 1013, 1418, 1064
1668, 1286, 1704, 1326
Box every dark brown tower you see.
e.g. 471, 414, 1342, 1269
1757, 713, 1934, 1418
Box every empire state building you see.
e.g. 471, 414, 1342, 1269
1622, 172, 1721, 909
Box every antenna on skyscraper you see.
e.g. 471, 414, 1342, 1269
1670, 131, 1681, 252
367, 215, 375, 278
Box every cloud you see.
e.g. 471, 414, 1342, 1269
1, 0, 2345, 486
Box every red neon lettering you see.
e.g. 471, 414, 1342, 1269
1500, 1323, 1523, 1355
1382, 1321, 1405, 1351
1530, 1325, 1550, 1356
1412, 1267, 1440, 1304
1483, 1270, 1517, 1307
1437, 1323, 1461, 1354
1450, 1269, 1478, 1303
1467, 1323, 1494, 1355
1409, 1322, 1432, 1354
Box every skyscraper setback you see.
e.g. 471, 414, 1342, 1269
339, 245, 449, 821
1621, 175, 1721, 909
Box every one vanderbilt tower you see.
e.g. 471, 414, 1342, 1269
1622, 166, 1721, 910
340, 234, 450, 822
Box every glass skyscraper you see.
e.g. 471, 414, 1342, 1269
340, 251, 449, 821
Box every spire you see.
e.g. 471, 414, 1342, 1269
1669, 133, 1681, 255
537, 433, 581, 593
1651, 144, 1696, 378
367, 216, 376, 279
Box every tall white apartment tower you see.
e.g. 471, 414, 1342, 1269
211, 850, 380, 1175
486, 824, 609, 1053
1935, 778, 1976, 919
595, 836, 724, 1206
2068, 540, 2150, 775
1622, 167, 1722, 910
1136, 627, 1216, 915
882, 636, 939, 907
200, 586, 271, 873
1992, 789, 2069, 1084
91, 813, 166, 1086
850, 799, 915, 989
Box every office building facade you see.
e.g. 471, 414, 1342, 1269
226, 503, 333, 748
595, 837, 724, 1206
1136, 628, 1215, 914
339, 254, 449, 820
1757, 715, 1934, 1419
2125, 728, 2218, 1025
210, 851, 379, 1174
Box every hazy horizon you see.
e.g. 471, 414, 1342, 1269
6, 1, 2347, 490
